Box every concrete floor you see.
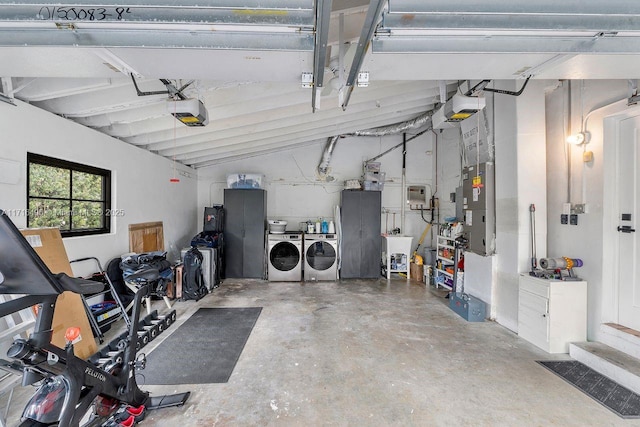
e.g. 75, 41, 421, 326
4, 278, 639, 426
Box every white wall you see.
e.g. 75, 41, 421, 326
0, 100, 198, 273
493, 80, 548, 332
198, 131, 439, 252
545, 80, 629, 341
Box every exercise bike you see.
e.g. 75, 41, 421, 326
0, 210, 190, 426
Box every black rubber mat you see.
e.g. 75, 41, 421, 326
139, 307, 261, 385
538, 360, 640, 418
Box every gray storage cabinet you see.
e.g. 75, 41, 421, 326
340, 190, 381, 278
224, 189, 267, 278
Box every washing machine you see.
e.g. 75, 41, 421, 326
304, 233, 338, 281
268, 233, 303, 281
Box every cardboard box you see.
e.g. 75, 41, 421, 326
20, 228, 98, 359
410, 262, 424, 283
128, 221, 164, 253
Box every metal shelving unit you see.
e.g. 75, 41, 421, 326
435, 235, 459, 290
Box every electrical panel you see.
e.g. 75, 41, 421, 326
462, 162, 495, 255
407, 185, 427, 209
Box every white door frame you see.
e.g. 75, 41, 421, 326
602, 106, 640, 325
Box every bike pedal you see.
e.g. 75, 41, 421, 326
114, 404, 146, 423
133, 353, 147, 371
102, 414, 136, 427
119, 415, 136, 427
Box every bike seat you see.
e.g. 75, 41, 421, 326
125, 268, 160, 282
55, 272, 105, 295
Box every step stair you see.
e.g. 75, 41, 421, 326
599, 323, 640, 360
570, 341, 640, 395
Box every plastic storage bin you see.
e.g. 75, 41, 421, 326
363, 181, 384, 191
364, 162, 381, 173
363, 171, 386, 182
227, 173, 264, 189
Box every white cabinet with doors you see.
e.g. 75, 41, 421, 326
518, 274, 587, 353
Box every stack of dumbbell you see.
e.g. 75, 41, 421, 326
89, 309, 177, 371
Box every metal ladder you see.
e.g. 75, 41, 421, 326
70, 257, 131, 344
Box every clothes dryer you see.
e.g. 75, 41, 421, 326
304, 233, 338, 281
268, 233, 303, 281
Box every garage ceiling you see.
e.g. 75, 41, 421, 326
2, 0, 640, 168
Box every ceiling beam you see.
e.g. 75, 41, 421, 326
13, 77, 121, 102
30, 81, 166, 115
376, 1, 640, 55
372, 35, 640, 54
312, 0, 332, 112
0, 29, 314, 51
386, 0, 640, 15
341, 0, 386, 110
381, 14, 640, 32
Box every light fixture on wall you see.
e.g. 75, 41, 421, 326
566, 131, 594, 163
566, 131, 589, 145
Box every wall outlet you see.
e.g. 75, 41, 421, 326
574, 204, 586, 214
561, 214, 568, 224
570, 214, 578, 225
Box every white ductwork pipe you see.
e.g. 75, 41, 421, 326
349, 110, 432, 136
317, 135, 341, 176
316, 110, 433, 176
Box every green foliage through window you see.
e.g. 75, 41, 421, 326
27, 153, 111, 237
